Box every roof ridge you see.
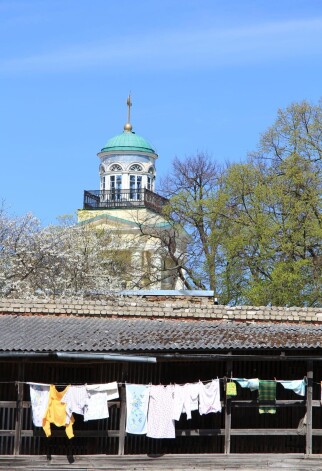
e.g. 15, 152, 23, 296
0, 297, 321, 323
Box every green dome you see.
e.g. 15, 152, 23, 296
101, 131, 155, 154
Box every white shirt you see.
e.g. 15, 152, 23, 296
28, 383, 50, 427
198, 379, 221, 415
173, 383, 199, 421
61, 385, 89, 417
84, 382, 119, 422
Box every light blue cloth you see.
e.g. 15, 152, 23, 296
126, 384, 150, 434
233, 378, 259, 391
277, 379, 306, 396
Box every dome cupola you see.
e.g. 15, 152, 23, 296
97, 95, 158, 195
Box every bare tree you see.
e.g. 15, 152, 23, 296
141, 152, 225, 291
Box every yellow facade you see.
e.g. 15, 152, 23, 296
77, 207, 182, 290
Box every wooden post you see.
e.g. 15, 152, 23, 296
306, 360, 313, 455
224, 359, 232, 454
118, 362, 128, 456
13, 363, 24, 456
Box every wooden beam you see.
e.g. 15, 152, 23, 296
224, 360, 232, 454
306, 360, 313, 455
118, 362, 128, 456
0, 401, 30, 408
231, 400, 307, 407
4, 427, 322, 439
13, 381, 24, 455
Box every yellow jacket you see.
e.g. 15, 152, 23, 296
42, 385, 74, 439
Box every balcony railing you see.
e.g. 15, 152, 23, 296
83, 188, 168, 214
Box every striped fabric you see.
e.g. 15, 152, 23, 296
258, 380, 276, 414
62, 385, 89, 418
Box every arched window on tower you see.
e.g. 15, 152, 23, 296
129, 164, 143, 200
110, 164, 123, 172
110, 175, 122, 200
109, 164, 123, 200
99, 165, 106, 193
147, 166, 155, 191
130, 174, 142, 200
129, 164, 142, 172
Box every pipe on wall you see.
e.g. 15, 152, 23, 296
0, 351, 157, 363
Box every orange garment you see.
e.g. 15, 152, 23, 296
42, 385, 74, 439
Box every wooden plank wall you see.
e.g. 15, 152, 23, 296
0, 355, 322, 456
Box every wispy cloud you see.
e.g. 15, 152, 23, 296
1, 17, 322, 74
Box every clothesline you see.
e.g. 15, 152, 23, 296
0, 376, 310, 387
25, 380, 224, 440
26, 378, 312, 441
0, 378, 222, 386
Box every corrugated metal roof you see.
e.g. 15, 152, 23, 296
1, 314, 322, 353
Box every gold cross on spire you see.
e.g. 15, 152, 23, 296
124, 94, 133, 131
127, 94, 132, 124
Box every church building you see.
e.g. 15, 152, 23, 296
77, 96, 186, 290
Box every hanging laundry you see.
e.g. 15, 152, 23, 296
188, 382, 200, 412
233, 378, 259, 391
28, 383, 50, 427
173, 383, 199, 421
84, 382, 119, 422
126, 384, 150, 434
61, 385, 89, 417
147, 385, 176, 439
226, 381, 237, 396
42, 385, 74, 439
277, 379, 306, 397
258, 380, 276, 414
199, 379, 221, 415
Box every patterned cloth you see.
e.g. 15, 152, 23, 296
147, 385, 176, 439
126, 384, 150, 434
28, 383, 50, 427
198, 379, 221, 415
258, 380, 276, 414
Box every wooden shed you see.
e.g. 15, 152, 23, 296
1, 292, 322, 464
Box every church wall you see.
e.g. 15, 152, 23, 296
77, 208, 167, 226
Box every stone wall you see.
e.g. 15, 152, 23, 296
0, 295, 321, 323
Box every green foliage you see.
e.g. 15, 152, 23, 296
163, 99, 322, 306
245, 259, 319, 307
219, 100, 322, 306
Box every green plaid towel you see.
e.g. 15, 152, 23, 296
258, 380, 276, 414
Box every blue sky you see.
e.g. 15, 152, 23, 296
1, 0, 322, 224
